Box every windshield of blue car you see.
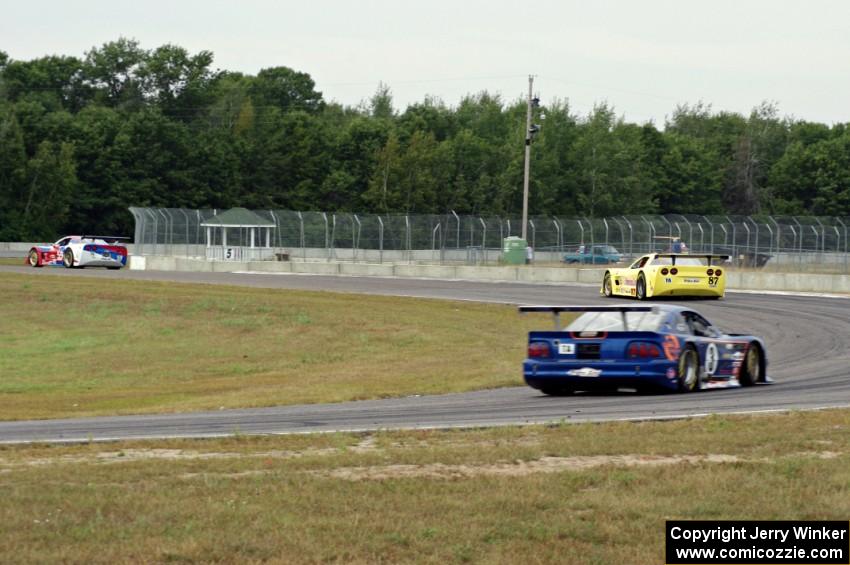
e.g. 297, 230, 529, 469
565, 311, 665, 332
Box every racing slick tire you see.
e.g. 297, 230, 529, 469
739, 344, 762, 386
676, 346, 699, 392
540, 386, 575, 396
636, 273, 647, 300
62, 249, 75, 268
602, 273, 613, 297
107, 266, 121, 270
28, 249, 41, 267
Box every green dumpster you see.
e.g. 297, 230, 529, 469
502, 237, 528, 265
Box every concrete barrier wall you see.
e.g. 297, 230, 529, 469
139, 255, 850, 294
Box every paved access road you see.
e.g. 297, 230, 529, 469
2, 265, 849, 443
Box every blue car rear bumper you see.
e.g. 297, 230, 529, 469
523, 359, 680, 391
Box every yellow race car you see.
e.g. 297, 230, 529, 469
601, 253, 730, 300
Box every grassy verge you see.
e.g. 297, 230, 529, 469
0, 272, 542, 420
0, 257, 25, 266
0, 409, 847, 563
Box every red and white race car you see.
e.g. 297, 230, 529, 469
28, 236, 129, 269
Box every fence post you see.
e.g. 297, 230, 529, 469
179, 209, 190, 257
157, 209, 171, 255
353, 214, 361, 262
701, 216, 714, 254
742, 222, 751, 266
682, 216, 693, 249
451, 210, 460, 249
724, 216, 736, 262
792, 217, 803, 267
378, 216, 384, 264
146, 209, 159, 255
603, 218, 609, 248
836, 218, 848, 273
749, 217, 759, 262
619, 216, 633, 258
585, 217, 595, 254
812, 216, 826, 264
479, 217, 487, 264
330, 214, 337, 261
554, 217, 564, 252
640, 216, 654, 255
129, 208, 144, 255
322, 213, 329, 260
767, 216, 780, 258
405, 215, 411, 263
764, 222, 773, 265
552, 218, 561, 256
659, 215, 672, 240
297, 212, 305, 260
529, 220, 536, 251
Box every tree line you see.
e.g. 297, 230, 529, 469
1, 38, 848, 241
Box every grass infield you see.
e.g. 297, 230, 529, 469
0, 410, 847, 563
0, 271, 541, 420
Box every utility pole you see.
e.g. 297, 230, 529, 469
521, 75, 537, 241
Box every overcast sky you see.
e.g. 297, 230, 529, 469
3, 0, 849, 125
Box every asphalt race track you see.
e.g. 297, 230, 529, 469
2, 265, 850, 443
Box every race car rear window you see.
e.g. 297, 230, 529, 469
650, 257, 706, 266
565, 311, 665, 332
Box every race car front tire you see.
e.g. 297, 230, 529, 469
676, 346, 699, 392
62, 250, 75, 268
602, 273, 613, 297
739, 344, 762, 386
636, 274, 647, 300
28, 250, 41, 267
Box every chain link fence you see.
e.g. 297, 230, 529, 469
128, 208, 850, 272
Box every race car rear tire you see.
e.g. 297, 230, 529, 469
62, 250, 75, 268
540, 386, 575, 396
28, 250, 41, 267
739, 344, 762, 386
636, 274, 647, 300
676, 346, 699, 392
602, 273, 613, 297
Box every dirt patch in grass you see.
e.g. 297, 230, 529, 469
317, 453, 746, 480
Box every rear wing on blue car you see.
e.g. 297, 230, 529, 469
519, 305, 657, 331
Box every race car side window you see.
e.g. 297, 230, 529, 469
56, 237, 71, 247
630, 256, 649, 269
684, 312, 720, 338
668, 313, 690, 334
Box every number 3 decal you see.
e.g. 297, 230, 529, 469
705, 343, 719, 376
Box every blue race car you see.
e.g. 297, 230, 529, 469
520, 304, 769, 395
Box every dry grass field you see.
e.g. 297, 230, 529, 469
0, 410, 847, 563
